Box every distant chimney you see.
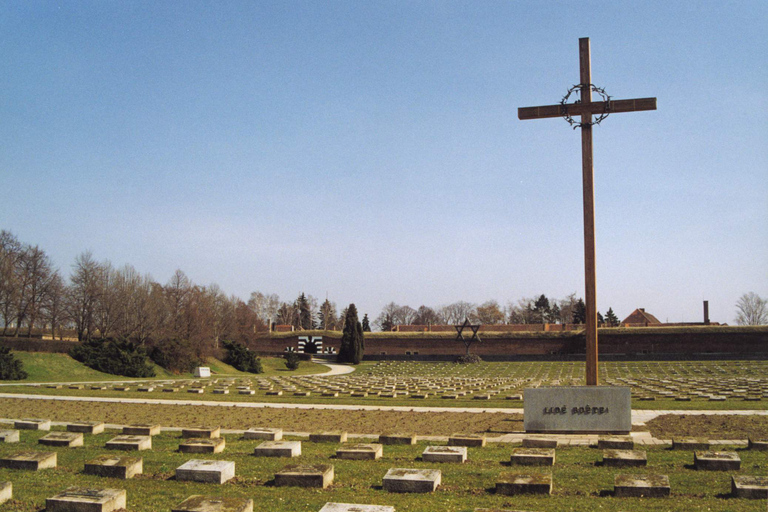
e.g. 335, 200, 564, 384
639, 308, 645, 312
703, 301, 710, 325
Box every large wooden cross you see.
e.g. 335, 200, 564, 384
518, 38, 656, 386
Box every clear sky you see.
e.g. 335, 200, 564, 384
1, 1, 766, 325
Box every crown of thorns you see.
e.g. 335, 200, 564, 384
560, 83, 611, 129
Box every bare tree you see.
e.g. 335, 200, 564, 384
439, 301, 477, 325
0, 231, 23, 334
42, 271, 66, 339
248, 291, 280, 327
413, 305, 441, 326
476, 300, 505, 324
67, 251, 105, 341
735, 292, 768, 325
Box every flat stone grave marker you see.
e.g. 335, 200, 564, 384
319, 503, 395, 512
448, 433, 486, 447
0, 481, 10, 505
137, 386, 155, 392
694, 451, 740, 470
0, 430, 19, 443
172, 495, 254, 512
254, 440, 301, 457
68, 421, 105, 434
522, 437, 557, 449
123, 424, 161, 436
310, 431, 348, 443
383, 468, 441, 493
163, 387, 180, 392
597, 436, 633, 450
213, 388, 230, 394
275, 464, 334, 488
495, 473, 552, 495
748, 438, 768, 451
672, 438, 710, 450
91, 385, 107, 390
614, 474, 670, 497
113, 386, 131, 391
731, 475, 768, 499
182, 427, 220, 439
46, 487, 126, 512
39, 431, 84, 448
15, 418, 51, 430
187, 388, 204, 394
180, 438, 226, 454
244, 427, 283, 441
176, 459, 235, 484
0, 450, 56, 470
84, 455, 143, 479
336, 443, 383, 460
422, 445, 467, 463
601, 449, 647, 467
379, 433, 416, 445
511, 448, 555, 466
106, 435, 152, 451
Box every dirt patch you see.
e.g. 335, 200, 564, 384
647, 414, 768, 439
0, 398, 522, 436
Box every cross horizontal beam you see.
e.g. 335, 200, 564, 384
518, 97, 657, 120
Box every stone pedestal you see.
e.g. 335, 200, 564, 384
310, 431, 348, 443
524, 386, 631, 433
0, 481, 11, 505
379, 433, 416, 445
319, 504, 395, 512
275, 464, 334, 488
731, 475, 768, 499
182, 427, 220, 439
614, 474, 670, 497
597, 436, 633, 450
422, 446, 467, 463
39, 432, 84, 447
253, 441, 301, 457
448, 434, 486, 447
336, 444, 383, 460
172, 495, 254, 512
106, 435, 152, 451
0, 430, 19, 443
179, 438, 226, 454
0, 451, 56, 470
694, 451, 740, 471
46, 487, 126, 512
84, 455, 143, 479
176, 459, 235, 484
244, 428, 283, 441
511, 448, 555, 466
15, 419, 51, 430
68, 422, 105, 435
383, 468, 441, 493
522, 436, 557, 449
239, 389, 256, 395
672, 438, 710, 450
123, 424, 161, 436
495, 473, 552, 495
601, 449, 646, 467
748, 438, 768, 451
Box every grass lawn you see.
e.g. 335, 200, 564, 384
0, 427, 765, 511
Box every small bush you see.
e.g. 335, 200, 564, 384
148, 339, 202, 374
0, 347, 27, 380
284, 352, 301, 371
223, 340, 263, 374
71, 338, 155, 377
455, 353, 483, 364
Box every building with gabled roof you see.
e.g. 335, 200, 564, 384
621, 308, 662, 327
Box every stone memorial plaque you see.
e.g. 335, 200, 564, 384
511, 448, 555, 466
319, 504, 395, 512
524, 387, 630, 433
731, 475, 768, 499
597, 436, 633, 450
422, 445, 467, 463
39, 432, 84, 448
0, 481, 10, 505
747, 438, 768, 451
106, 435, 152, 451
694, 451, 740, 471
614, 474, 670, 497
68, 422, 106, 434
379, 433, 416, 445
382, 468, 441, 493
310, 431, 348, 443
448, 434, 486, 447
672, 438, 710, 450
123, 424, 161, 436
84, 455, 143, 479
244, 427, 283, 441
176, 459, 235, 484
495, 473, 552, 495
0, 451, 57, 470
601, 449, 646, 467
15, 418, 51, 431
253, 440, 301, 457
274, 464, 334, 488
182, 426, 220, 439
172, 496, 253, 512
46, 487, 126, 512
0, 430, 19, 443
336, 444, 383, 460
522, 436, 557, 449
179, 438, 226, 454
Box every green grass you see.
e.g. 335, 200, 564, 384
0, 428, 766, 511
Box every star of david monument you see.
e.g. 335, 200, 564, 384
519, 38, 656, 433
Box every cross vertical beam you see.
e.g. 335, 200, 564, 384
579, 37, 598, 386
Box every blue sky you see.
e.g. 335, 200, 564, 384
1, 1, 766, 324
